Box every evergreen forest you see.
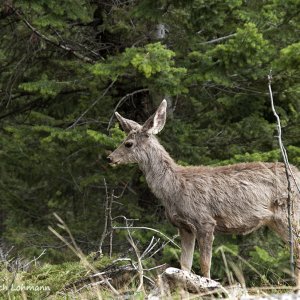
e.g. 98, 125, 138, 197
0, 0, 300, 298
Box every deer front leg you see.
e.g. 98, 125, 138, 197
197, 229, 215, 278
179, 228, 196, 272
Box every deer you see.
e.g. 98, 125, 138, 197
107, 99, 300, 286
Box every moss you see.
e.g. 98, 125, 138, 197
0, 255, 117, 299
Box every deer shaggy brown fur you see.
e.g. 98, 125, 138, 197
108, 99, 300, 285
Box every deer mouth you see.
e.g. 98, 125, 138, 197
110, 160, 121, 167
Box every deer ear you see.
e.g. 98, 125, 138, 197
142, 99, 167, 135
115, 112, 141, 133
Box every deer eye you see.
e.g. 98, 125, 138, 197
125, 141, 133, 148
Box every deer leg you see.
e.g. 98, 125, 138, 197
179, 228, 196, 272
197, 230, 214, 278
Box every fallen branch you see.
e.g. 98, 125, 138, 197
148, 268, 223, 300
148, 267, 247, 299
64, 264, 137, 292
162, 267, 221, 293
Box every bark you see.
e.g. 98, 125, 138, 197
162, 267, 221, 293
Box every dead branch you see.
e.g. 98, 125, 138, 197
64, 264, 137, 292
68, 78, 117, 129
95, 181, 130, 261
114, 226, 180, 249
64, 253, 161, 293
13, 9, 96, 64
125, 218, 144, 292
161, 267, 221, 294
75, 280, 107, 293
268, 71, 298, 278
268, 74, 300, 195
199, 33, 236, 45
107, 88, 149, 131
22, 249, 46, 269
96, 178, 114, 260
141, 236, 159, 259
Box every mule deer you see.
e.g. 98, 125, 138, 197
108, 99, 300, 285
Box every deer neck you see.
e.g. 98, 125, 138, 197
138, 139, 179, 203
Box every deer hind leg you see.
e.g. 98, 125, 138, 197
179, 228, 196, 272
197, 226, 215, 278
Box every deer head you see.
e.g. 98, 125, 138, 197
107, 99, 167, 166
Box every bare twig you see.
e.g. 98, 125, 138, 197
268, 71, 295, 278
145, 263, 167, 271
268, 77, 300, 195
141, 236, 159, 259
68, 78, 117, 129
112, 215, 139, 222
140, 235, 174, 261
125, 218, 144, 292
147, 240, 169, 259
106, 181, 113, 259
109, 204, 113, 258
199, 33, 236, 45
22, 249, 46, 269
95, 181, 129, 261
52, 27, 104, 61
97, 179, 109, 259
75, 279, 108, 293
113, 226, 180, 248
107, 88, 149, 131
0, 246, 14, 262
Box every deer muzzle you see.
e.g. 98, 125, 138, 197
107, 154, 121, 166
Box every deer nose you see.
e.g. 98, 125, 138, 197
107, 156, 113, 163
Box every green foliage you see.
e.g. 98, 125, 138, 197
19, 75, 70, 98
214, 146, 300, 167
0, 0, 300, 292
15, 0, 92, 28
91, 42, 187, 94
210, 22, 272, 79
276, 42, 300, 72
0, 255, 115, 298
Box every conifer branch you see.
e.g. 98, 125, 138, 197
13, 9, 96, 64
